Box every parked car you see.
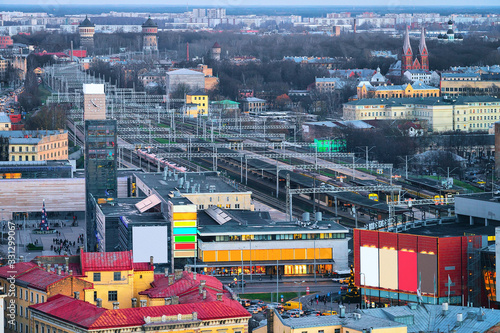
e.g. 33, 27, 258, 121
321, 310, 338, 316
305, 310, 322, 316
229, 280, 247, 288
287, 309, 302, 318
240, 299, 251, 307
247, 306, 260, 314
257, 300, 267, 309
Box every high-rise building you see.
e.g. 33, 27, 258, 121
78, 16, 95, 50
83, 84, 117, 252
142, 16, 158, 53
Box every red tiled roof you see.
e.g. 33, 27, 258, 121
33, 52, 69, 57
16, 267, 67, 291
213, 42, 221, 48
81, 250, 133, 273
133, 262, 154, 271
70, 50, 87, 58
140, 271, 224, 299
30, 295, 106, 329
0, 262, 37, 278
30, 295, 250, 330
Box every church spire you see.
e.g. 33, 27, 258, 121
403, 26, 412, 56
419, 27, 428, 55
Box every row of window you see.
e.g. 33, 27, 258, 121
214, 233, 346, 242
39, 141, 67, 151
93, 271, 122, 282
198, 204, 240, 210
442, 86, 498, 91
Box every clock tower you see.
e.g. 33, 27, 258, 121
83, 84, 106, 120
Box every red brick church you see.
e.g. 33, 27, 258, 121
401, 27, 429, 74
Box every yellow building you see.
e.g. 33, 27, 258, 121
30, 293, 251, 333
272, 309, 407, 333
79, 250, 155, 310
6, 130, 68, 162
0, 262, 93, 333
186, 90, 209, 117
357, 81, 439, 100
343, 96, 500, 132
440, 72, 500, 97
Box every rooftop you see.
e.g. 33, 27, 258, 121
167, 68, 204, 76
98, 197, 166, 225
81, 250, 134, 273
344, 95, 500, 107
0, 130, 66, 139
278, 310, 405, 331
360, 304, 500, 333
30, 294, 250, 330
0, 112, 11, 123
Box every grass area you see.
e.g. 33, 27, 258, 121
157, 123, 169, 128
38, 84, 52, 104
238, 292, 310, 302
422, 175, 482, 193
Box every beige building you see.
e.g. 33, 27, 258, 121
83, 83, 106, 120
5, 130, 68, 162
343, 96, 500, 132
440, 73, 500, 97
0, 112, 11, 130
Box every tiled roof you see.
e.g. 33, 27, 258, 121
140, 271, 225, 299
30, 294, 250, 330
0, 113, 11, 123
30, 295, 106, 329
132, 262, 154, 271
16, 267, 66, 291
0, 262, 36, 278
81, 250, 133, 273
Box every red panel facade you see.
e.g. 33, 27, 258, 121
359, 230, 379, 247
378, 232, 398, 249
417, 236, 438, 254
397, 233, 418, 252
437, 237, 463, 298
354, 229, 361, 286
398, 251, 418, 292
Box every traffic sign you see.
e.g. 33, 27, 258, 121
306, 287, 310, 295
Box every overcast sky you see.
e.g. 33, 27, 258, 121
8, 0, 500, 7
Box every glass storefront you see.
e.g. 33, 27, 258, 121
203, 264, 333, 276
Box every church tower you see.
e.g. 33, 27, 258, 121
401, 26, 413, 74
418, 27, 429, 71
142, 16, 158, 53
78, 16, 95, 50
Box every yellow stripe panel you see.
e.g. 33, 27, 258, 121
173, 212, 197, 220
199, 248, 332, 262
174, 221, 197, 227
174, 250, 196, 258
203, 251, 216, 262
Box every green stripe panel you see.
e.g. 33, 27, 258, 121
174, 235, 197, 243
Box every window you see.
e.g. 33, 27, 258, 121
19, 306, 23, 317
93, 273, 101, 282
108, 291, 118, 301
31, 292, 33, 303
25, 290, 28, 301
94, 291, 97, 301
335, 330, 341, 333
36, 294, 39, 303
114, 272, 121, 281
318, 330, 324, 333
235, 204, 240, 209
41, 295, 44, 303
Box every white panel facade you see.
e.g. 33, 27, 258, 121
360, 246, 379, 288
133, 226, 169, 263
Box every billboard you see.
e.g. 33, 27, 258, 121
418, 253, 437, 294
379, 248, 398, 290
360, 246, 379, 287
398, 250, 417, 292
132, 226, 169, 263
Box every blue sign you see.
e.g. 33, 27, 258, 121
338, 290, 341, 295
327, 293, 330, 297
281, 295, 283, 298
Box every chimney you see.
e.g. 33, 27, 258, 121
113, 302, 119, 310
150, 256, 154, 266
96, 298, 102, 308
192, 312, 198, 320
46, 264, 51, 272
19, 256, 24, 262
193, 272, 197, 280
199, 284, 203, 294
164, 297, 172, 305
184, 265, 189, 272
174, 269, 183, 280
172, 296, 179, 304
140, 300, 147, 307
168, 275, 174, 285
57, 266, 62, 275
200, 280, 206, 288
65, 257, 69, 273
202, 289, 207, 300
69, 270, 73, 275
216, 293, 223, 301
37, 260, 42, 267
164, 267, 168, 277
132, 298, 137, 307
74, 291, 80, 299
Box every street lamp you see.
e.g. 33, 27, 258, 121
359, 273, 366, 309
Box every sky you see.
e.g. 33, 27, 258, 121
5, 0, 500, 7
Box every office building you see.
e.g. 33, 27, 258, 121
83, 83, 117, 252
